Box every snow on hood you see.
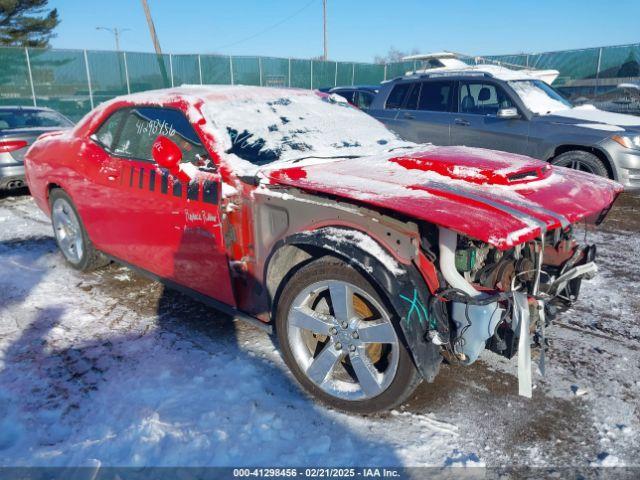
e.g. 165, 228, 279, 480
266, 145, 622, 249
550, 105, 640, 128
509, 80, 570, 114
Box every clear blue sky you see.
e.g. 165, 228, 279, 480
48, 0, 640, 61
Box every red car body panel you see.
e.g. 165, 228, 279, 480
25, 96, 236, 307
21, 86, 626, 405
267, 147, 622, 249
24, 87, 622, 318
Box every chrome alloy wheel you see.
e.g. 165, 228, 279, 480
287, 280, 400, 401
51, 197, 84, 264
553, 158, 598, 174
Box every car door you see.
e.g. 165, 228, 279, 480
393, 80, 456, 145
77, 108, 135, 256
91, 106, 235, 306
373, 81, 412, 137
450, 80, 530, 154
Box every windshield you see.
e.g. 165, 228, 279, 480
0, 109, 73, 131
508, 79, 573, 115
203, 92, 409, 166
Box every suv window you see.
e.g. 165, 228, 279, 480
459, 82, 515, 115
418, 81, 456, 112
404, 83, 421, 110
337, 90, 356, 104
95, 107, 207, 164
356, 91, 374, 110
385, 83, 411, 109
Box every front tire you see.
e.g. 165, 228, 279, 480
276, 257, 421, 414
551, 150, 609, 178
49, 189, 109, 271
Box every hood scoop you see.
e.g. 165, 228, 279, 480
390, 152, 551, 185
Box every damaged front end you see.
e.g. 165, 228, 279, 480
424, 225, 598, 397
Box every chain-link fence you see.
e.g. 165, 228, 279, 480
480, 43, 640, 100
385, 43, 640, 102
0, 46, 386, 120
1, 44, 639, 120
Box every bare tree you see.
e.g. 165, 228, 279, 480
374, 46, 421, 64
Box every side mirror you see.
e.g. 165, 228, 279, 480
152, 135, 182, 169
497, 108, 520, 119
152, 135, 191, 183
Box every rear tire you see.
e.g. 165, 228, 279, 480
49, 189, 109, 272
276, 256, 421, 414
551, 150, 609, 178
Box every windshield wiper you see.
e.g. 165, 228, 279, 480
288, 154, 363, 164
386, 145, 415, 152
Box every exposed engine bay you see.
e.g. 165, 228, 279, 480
422, 225, 598, 397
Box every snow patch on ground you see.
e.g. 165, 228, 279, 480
1, 194, 639, 468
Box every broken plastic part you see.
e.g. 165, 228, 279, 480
451, 302, 504, 364
513, 292, 533, 398
538, 300, 546, 377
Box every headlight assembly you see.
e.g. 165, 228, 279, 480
612, 134, 640, 150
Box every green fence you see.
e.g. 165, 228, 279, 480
480, 43, 640, 100
0, 47, 386, 120
1, 44, 639, 120
385, 43, 640, 101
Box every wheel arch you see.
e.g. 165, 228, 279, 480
35, 182, 64, 215
47, 182, 63, 195
548, 144, 615, 179
264, 226, 442, 382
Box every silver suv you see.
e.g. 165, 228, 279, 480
368, 71, 640, 189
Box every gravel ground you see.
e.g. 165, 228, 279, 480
0, 189, 638, 470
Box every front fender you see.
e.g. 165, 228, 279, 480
278, 227, 442, 382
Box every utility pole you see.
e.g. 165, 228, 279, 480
140, 0, 170, 86
96, 27, 131, 51
322, 0, 328, 60
140, 0, 163, 55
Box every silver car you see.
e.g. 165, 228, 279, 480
369, 72, 640, 189
0, 106, 74, 191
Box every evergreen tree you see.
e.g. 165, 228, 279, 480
0, 0, 59, 48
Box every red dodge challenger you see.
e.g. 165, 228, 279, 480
24, 86, 622, 413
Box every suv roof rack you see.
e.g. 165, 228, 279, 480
419, 70, 494, 79
384, 70, 495, 84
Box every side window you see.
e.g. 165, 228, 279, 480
338, 90, 356, 104
356, 92, 374, 110
459, 82, 515, 115
385, 83, 411, 109
111, 107, 207, 164
418, 81, 455, 112
94, 109, 127, 150
404, 83, 421, 110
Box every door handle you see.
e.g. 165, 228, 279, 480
454, 118, 470, 126
403, 112, 415, 119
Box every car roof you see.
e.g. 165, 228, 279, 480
0, 106, 56, 112
330, 85, 379, 92
385, 66, 537, 84
115, 85, 319, 106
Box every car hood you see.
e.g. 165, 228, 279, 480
265, 145, 622, 249
544, 105, 640, 133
